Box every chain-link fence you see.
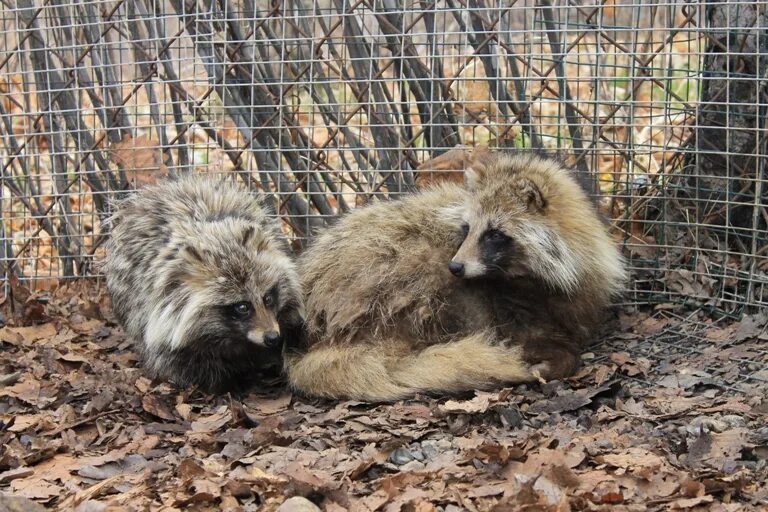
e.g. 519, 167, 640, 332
1, 0, 766, 316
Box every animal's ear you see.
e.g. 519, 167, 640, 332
463, 147, 493, 189
515, 178, 547, 211
464, 163, 488, 189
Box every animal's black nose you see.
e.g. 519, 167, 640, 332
263, 331, 282, 349
448, 261, 465, 277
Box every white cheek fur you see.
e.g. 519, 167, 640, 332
516, 223, 580, 294
247, 330, 266, 346
461, 260, 487, 278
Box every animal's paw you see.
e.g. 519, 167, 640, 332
529, 362, 550, 384
523, 347, 581, 382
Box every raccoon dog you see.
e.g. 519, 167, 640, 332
286, 153, 625, 401
104, 176, 303, 393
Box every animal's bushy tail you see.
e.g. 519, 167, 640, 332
285, 332, 535, 402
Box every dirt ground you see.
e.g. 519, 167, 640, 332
0, 283, 766, 511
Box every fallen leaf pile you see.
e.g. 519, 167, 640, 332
111, 135, 170, 188
1, 284, 766, 510
414, 145, 491, 188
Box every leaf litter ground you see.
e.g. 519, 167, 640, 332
1, 284, 766, 511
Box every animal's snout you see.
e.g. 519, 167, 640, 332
448, 261, 465, 277
263, 330, 282, 349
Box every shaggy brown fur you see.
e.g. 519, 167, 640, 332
286, 152, 625, 401
104, 175, 303, 393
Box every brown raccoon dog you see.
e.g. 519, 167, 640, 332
286, 152, 626, 401
104, 176, 303, 394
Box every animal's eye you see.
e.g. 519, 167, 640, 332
460, 223, 470, 238
230, 301, 253, 319
263, 286, 279, 309
484, 229, 509, 243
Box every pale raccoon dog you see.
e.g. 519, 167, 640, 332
286, 153, 626, 401
104, 176, 303, 393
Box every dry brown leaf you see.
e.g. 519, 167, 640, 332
680, 479, 706, 498
657, 369, 712, 390
68, 474, 126, 508
467, 443, 525, 466
0, 493, 48, 512
664, 269, 716, 299
591, 364, 618, 386
111, 135, 169, 187
688, 429, 751, 469
599, 448, 667, 479
174, 479, 222, 507
505, 444, 586, 481
533, 475, 567, 506
0, 323, 58, 346
77, 454, 148, 480
610, 352, 651, 377
668, 495, 714, 509
8, 481, 63, 502
244, 393, 292, 415
645, 395, 709, 416
190, 407, 232, 433
382, 487, 430, 512
0, 376, 41, 406
698, 399, 752, 415
408, 499, 438, 512
142, 394, 176, 421
634, 316, 670, 335
9, 453, 77, 498
57, 352, 90, 365
0, 467, 34, 483
614, 398, 644, 417
415, 145, 492, 188
466, 483, 508, 498
357, 490, 390, 512
69, 317, 103, 335
1, 275, 766, 509
731, 311, 768, 342
527, 383, 613, 415
5, 414, 40, 433
439, 392, 494, 414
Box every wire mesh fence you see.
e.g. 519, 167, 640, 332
0, 0, 766, 316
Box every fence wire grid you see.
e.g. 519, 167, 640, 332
0, 0, 766, 318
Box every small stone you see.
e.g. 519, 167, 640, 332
499, 407, 523, 429
540, 380, 563, 397
409, 447, 425, 461
721, 415, 746, 429
687, 416, 728, 435
0, 493, 47, 512
752, 426, 768, 443
576, 412, 593, 430
595, 439, 614, 450
420, 441, 440, 460
400, 460, 426, 472
389, 447, 415, 465
277, 497, 321, 512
